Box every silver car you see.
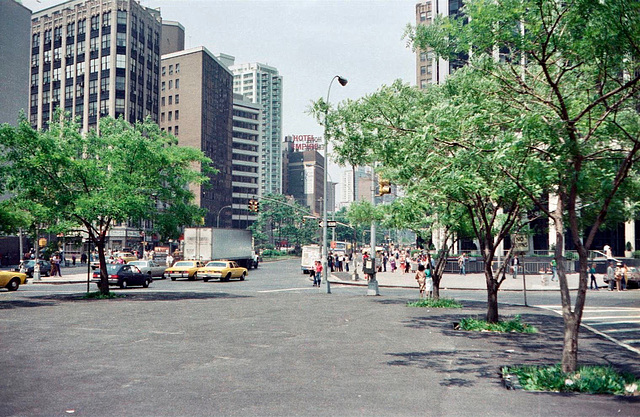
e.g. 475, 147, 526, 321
127, 260, 167, 279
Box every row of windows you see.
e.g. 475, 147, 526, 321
160, 110, 179, 122
161, 79, 180, 91
233, 109, 258, 120
161, 63, 180, 76
160, 125, 179, 136
161, 94, 179, 106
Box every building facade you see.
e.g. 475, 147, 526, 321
29, 0, 162, 131
160, 20, 184, 56
232, 93, 261, 228
286, 149, 325, 216
0, 0, 31, 125
229, 61, 283, 196
160, 46, 234, 228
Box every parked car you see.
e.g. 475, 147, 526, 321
196, 260, 247, 282
128, 260, 167, 278
0, 270, 28, 291
91, 264, 151, 289
19, 260, 52, 278
164, 260, 208, 281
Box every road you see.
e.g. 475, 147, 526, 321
1, 258, 638, 416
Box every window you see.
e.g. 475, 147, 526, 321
169, 64, 173, 75
31, 53, 39, 67
160, 112, 165, 122
53, 68, 61, 82
101, 77, 110, 93
88, 101, 97, 116
161, 66, 165, 76
168, 80, 172, 89
175, 94, 179, 104
168, 95, 172, 105
44, 50, 51, 63
76, 61, 85, 76
174, 126, 179, 136
52, 87, 60, 103
161, 96, 165, 106
44, 29, 52, 44
31, 73, 39, 86
65, 65, 74, 79
76, 83, 84, 98
67, 22, 75, 37
43, 69, 50, 84
175, 63, 180, 73
77, 40, 85, 54
168, 126, 172, 133
161, 81, 165, 91
54, 27, 62, 41
32, 33, 40, 48
175, 110, 179, 120
66, 44, 74, 57
168, 111, 172, 121
117, 10, 127, 25
116, 54, 126, 69
101, 56, 111, 71
42, 90, 50, 104
115, 98, 125, 113
90, 58, 98, 73
100, 99, 109, 115
78, 19, 86, 36
175, 79, 179, 89
102, 11, 111, 27
54, 47, 61, 61
115, 75, 125, 91
91, 15, 99, 31
31, 93, 38, 107
90, 37, 98, 52
75, 102, 83, 117
89, 79, 98, 95
101, 33, 110, 49
116, 32, 126, 47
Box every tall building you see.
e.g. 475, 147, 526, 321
160, 46, 234, 228
415, 0, 465, 88
286, 148, 325, 216
29, 0, 162, 131
160, 20, 184, 55
229, 61, 283, 196
0, 0, 31, 125
232, 93, 261, 228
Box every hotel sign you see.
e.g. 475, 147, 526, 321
289, 134, 323, 151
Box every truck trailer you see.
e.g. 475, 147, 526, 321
183, 228, 258, 269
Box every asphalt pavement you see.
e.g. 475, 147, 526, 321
1, 259, 638, 416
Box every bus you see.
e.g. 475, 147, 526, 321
330, 241, 351, 255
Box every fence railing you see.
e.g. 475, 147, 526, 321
443, 258, 575, 275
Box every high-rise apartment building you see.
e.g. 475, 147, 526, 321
229, 61, 283, 196
415, 0, 465, 88
29, 0, 162, 131
160, 46, 234, 228
232, 93, 261, 228
284, 143, 325, 216
161, 20, 184, 55
0, 0, 31, 125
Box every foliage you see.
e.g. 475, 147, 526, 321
261, 249, 289, 258
407, 298, 463, 309
0, 115, 212, 294
82, 291, 124, 300
503, 364, 640, 396
457, 315, 537, 333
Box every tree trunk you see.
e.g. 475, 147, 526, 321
485, 262, 499, 323
562, 314, 579, 373
97, 237, 109, 295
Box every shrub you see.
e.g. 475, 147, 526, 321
407, 298, 463, 308
632, 250, 640, 259
458, 315, 537, 333
503, 364, 639, 395
82, 291, 123, 299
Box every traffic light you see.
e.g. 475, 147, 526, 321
378, 175, 391, 195
248, 199, 259, 212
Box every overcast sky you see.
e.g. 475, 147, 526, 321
21, 0, 419, 195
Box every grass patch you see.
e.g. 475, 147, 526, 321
503, 364, 640, 396
82, 291, 124, 300
407, 298, 463, 308
458, 315, 537, 333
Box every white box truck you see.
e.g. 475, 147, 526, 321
183, 228, 258, 269
301, 245, 321, 274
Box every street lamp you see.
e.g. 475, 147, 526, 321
321, 75, 348, 294
216, 205, 233, 228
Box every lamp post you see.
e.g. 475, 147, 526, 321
321, 75, 348, 294
216, 205, 233, 228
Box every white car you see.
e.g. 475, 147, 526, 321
127, 260, 167, 278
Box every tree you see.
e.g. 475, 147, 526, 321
407, 0, 640, 371
0, 115, 213, 294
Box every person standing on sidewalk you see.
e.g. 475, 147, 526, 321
313, 260, 322, 287
512, 255, 519, 279
458, 253, 466, 276
415, 264, 427, 299
550, 258, 557, 281
607, 260, 616, 291
589, 263, 599, 290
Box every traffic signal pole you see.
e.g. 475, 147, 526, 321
368, 167, 380, 296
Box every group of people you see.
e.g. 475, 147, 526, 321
605, 260, 630, 291
327, 253, 350, 272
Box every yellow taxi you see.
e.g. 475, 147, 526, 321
0, 270, 28, 291
196, 260, 248, 282
164, 260, 208, 281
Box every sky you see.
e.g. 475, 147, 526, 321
21, 0, 419, 198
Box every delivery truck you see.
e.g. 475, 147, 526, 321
301, 245, 321, 274
183, 228, 258, 269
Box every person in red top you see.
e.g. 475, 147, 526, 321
314, 260, 323, 287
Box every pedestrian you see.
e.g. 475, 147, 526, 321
621, 263, 628, 291
404, 257, 411, 274
53, 255, 62, 277
425, 263, 433, 298
604, 244, 612, 258
550, 258, 557, 281
589, 263, 599, 290
390, 257, 396, 273
614, 262, 624, 291
80, 253, 87, 264
383, 253, 388, 272
607, 260, 616, 291
458, 253, 466, 276
345, 255, 350, 272
512, 255, 519, 279
166, 253, 174, 267
72, 255, 76, 266
313, 260, 323, 287
415, 264, 427, 299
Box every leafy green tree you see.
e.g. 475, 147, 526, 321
0, 115, 213, 294
407, 0, 640, 372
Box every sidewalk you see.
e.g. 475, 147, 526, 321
330, 268, 584, 291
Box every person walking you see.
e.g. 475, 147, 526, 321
607, 260, 616, 291
458, 254, 466, 276
589, 263, 599, 290
550, 258, 558, 281
313, 260, 322, 287
425, 263, 434, 298
415, 264, 427, 299
512, 255, 519, 280
52, 255, 62, 277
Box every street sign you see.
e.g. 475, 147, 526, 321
318, 220, 338, 228
512, 234, 529, 252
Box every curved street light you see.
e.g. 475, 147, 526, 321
321, 75, 348, 293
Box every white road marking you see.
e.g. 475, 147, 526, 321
258, 288, 319, 293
